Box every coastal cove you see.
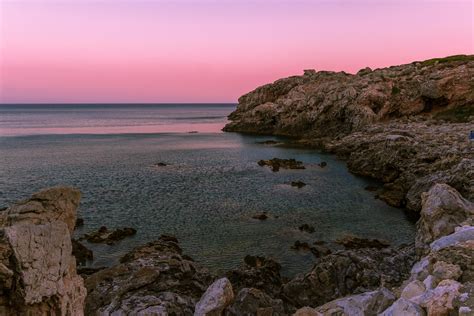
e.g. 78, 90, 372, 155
0, 104, 416, 277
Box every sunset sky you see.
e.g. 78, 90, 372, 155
0, 0, 472, 103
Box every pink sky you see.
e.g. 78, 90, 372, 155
0, 0, 472, 103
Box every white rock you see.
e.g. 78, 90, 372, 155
430, 226, 474, 251
401, 280, 426, 300
313, 288, 395, 316
194, 278, 234, 316
380, 298, 426, 316
412, 279, 462, 316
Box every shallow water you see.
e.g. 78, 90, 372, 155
0, 104, 415, 276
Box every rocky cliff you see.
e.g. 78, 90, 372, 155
224, 55, 473, 137
0, 187, 86, 315
224, 55, 474, 211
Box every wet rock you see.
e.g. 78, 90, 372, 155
77, 266, 106, 278
258, 158, 305, 172
310, 244, 332, 258
252, 213, 268, 220
319, 162, 327, 168
0, 187, 86, 315
335, 235, 390, 249
226, 255, 282, 298
83, 226, 137, 245
416, 183, 474, 251
282, 244, 416, 307
72, 238, 93, 266
298, 224, 315, 233
364, 185, 379, 192
291, 181, 307, 188
75, 217, 84, 228
84, 236, 213, 315
195, 278, 234, 316
155, 162, 168, 166
257, 140, 281, 145
291, 240, 312, 251
225, 287, 286, 316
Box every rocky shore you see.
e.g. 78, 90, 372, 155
1, 56, 473, 315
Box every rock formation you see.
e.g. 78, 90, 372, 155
0, 187, 86, 315
84, 235, 214, 315
224, 55, 474, 212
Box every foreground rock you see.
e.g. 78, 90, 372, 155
0, 187, 86, 315
258, 158, 305, 172
283, 244, 416, 307
82, 225, 137, 245
225, 255, 283, 299
84, 235, 213, 315
194, 278, 234, 316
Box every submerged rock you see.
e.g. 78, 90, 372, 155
82, 226, 137, 245
0, 187, 86, 315
252, 213, 268, 220
258, 158, 305, 172
298, 224, 315, 233
291, 181, 307, 188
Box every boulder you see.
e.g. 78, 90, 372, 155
291, 181, 307, 189
195, 278, 234, 316
313, 288, 395, 316
298, 224, 315, 233
380, 298, 426, 316
82, 226, 137, 245
400, 280, 425, 300
411, 279, 462, 316
0, 187, 86, 315
416, 184, 474, 250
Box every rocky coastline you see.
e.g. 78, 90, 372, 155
1, 56, 473, 315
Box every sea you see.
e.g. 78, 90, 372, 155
0, 104, 415, 276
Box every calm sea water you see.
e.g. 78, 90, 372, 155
0, 104, 415, 276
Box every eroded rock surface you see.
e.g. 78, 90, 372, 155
84, 235, 213, 315
0, 187, 86, 315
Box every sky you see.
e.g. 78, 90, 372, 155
0, 0, 472, 103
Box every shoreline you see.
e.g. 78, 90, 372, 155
0, 56, 472, 315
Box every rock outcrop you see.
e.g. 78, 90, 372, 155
224, 55, 474, 212
0, 187, 86, 315
224, 55, 474, 137
84, 235, 214, 315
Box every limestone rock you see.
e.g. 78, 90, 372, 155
380, 298, 426, 316
401, 280, 426, 300
416, 184, 474, 250
195, 278, 234, 316
411, 279, 462, 316
0, 187, 86, 316
313, 287, 395, 316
